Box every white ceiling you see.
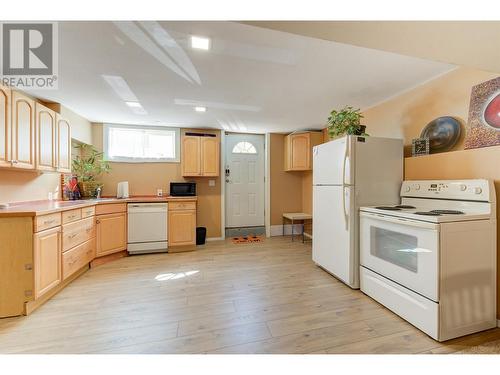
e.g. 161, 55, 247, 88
29, 21, 455, 133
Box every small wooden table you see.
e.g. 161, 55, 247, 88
282, 212, 312, 242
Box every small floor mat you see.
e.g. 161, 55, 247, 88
231, 235, 264, 244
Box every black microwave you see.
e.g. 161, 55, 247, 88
170, 182, 196, 197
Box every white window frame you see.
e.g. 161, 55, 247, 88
103, 123, 180, 163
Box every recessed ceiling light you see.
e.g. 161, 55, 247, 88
194, 106, 207, 112
191, 36, 211, 50
125, 101, 142, 108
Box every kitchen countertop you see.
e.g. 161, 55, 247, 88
0, 196, 198, 217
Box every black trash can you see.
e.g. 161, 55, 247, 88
196, 227, 207, 245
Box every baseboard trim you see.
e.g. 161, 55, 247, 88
24, 265, 89, 316
270, 224, 304, 237
207, 237, 224, 242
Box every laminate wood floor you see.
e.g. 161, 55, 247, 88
1, 236, 499, 354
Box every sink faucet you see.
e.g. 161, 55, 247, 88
96, 186, 102, 199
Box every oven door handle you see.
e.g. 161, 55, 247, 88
360, 211, 440, 230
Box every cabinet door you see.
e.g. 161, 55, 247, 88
0, 85, 11, 168
201, 137, 220, 176
34, 227, 62, 299
96, 213, 127, 257
11, 91, 35, 169
290, 133, 311, 170
56, 115, 71, 172
35, 103, 56, 171
182, 136, 201, 176
168, 210, 196, 246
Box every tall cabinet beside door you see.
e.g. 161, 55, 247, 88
11, 91, 36, 170
181, 132, 220, 177
0, 85, 11, 168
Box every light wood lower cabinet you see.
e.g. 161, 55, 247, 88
34, 227, 62, 299
168, 208, 196, 248
96, 212, 127, 257
63, 239, 95, 280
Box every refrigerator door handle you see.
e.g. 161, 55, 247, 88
342, 139, 349, 185
342, 186, 349, 230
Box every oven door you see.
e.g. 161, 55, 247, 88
360, 211, 440, 301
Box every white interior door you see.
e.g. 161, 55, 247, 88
225, 133, 265, 228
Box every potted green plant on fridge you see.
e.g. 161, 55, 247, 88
72, 144, 111, 198
327, 106, 368, 139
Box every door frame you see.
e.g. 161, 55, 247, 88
220, 131, 270, 239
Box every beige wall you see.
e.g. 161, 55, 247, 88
92, 124, 222, 238
269, 133, 303, 225
0, 170, 61, 204
362, 67, 498, 153
60, 106, 93, 145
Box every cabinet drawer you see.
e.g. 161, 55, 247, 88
62, 208, 82, 224
62, 239, 95, 280
95, 203, 127, 215
169, 201, 196, 211
81, 206, 96, 218
62, 217, 95, 252
34, 212, 61, 232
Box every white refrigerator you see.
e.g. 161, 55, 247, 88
312, 135, 403, 288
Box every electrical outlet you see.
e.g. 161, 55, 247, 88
157, 189, 163, 197
209, 180, 216, 187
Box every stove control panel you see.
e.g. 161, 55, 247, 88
401, 179, 493, 202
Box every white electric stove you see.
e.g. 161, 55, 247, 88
359, 179, 497, 341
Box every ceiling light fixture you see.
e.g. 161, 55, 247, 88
191, 36, 211, 50
194, 106, 207, 112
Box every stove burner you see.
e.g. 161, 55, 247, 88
395, 205, 416, 209
415, 211, 442, 216
375, 206, 402, 211
430, 210, 465, 215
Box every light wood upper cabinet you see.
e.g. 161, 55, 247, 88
201, 137, 220, 176
182, 133, 220, 177
34, 227, 62, 299
11, 91, 35, 170
96, 212, 127, 257
182, 135, 201, 176
35, 103, 57, 171
284, 132, 323, 171
56, 115, 71, 173
0, 85, 11, 168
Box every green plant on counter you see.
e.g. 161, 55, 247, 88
327, 106, 368, 138
72, 144, 111, 197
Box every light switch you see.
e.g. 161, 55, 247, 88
209, 180, 216, 187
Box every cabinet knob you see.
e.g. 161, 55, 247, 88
96, 219, 100, 224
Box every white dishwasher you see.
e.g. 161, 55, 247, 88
127, 203, 168, 254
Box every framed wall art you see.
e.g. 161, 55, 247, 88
464, 76, 500, 149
